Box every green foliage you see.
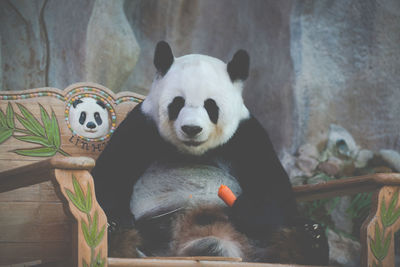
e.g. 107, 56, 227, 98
0, 102, 69, 156
65, 175, 106, 267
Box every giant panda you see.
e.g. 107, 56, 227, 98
92, 41, 329, 265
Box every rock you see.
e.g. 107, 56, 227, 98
85, 0, 140, 92
327, 229, 361, 267
355, 149, 374, 169
329, 196, 354, 234
296, 155, 319, 177
379, 149, 400, 172
318, 157, 343, 177
298, 143, 320, 159
326, 124, 359, 159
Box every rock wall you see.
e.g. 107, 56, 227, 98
1, 0, 399, 156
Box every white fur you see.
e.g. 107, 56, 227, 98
142, 54, 249, 155
69, 97, 109, 138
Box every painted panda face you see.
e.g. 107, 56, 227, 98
69, 97, 110, 139
142, 42, 250, 155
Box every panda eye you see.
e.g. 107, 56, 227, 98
79, 112, 86, 125
168, 96, 185, 121
94, 112, 102, 126
204, 99, 219, 124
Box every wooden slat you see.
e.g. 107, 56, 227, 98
293, 173, 400, 201
0, 181, 59, 202
0, 156, 95, 193
107, 258, 316, 267
0, 242, 71, 265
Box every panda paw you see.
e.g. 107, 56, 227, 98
303, 222, 326, 250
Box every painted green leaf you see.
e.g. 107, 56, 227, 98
51, 110, 61, 148
370, 237, 379, 260
387, 191, 399, 216
86, 182, 92, 212
14, 147, 57, 157
16, 113, 43, 137
16, 103, 45, 137
91, 211, 98, 242
14, 135, 51, 147
72, 175, 89, 213
93, 224, 106, 248
39, 104, 53, 143
6, 103, 14, 129
81, 218, 92, 247
0, 109, 7, 128
66, 189, 86, 212
382, 231, 391, 259
95, 252, 105, 267
375, 223, 381, 249
0, 128, 13, 144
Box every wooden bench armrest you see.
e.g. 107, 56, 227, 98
293, 172, 400, 201
0, 156, 95, 193
293, 172, 400, 266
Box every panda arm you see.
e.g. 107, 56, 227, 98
91, 103, 161, 226
223, 116, 298, 237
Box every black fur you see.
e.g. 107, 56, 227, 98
168, 96, 185, 121
154, 41, 174, 76
204, 99, 219, 124
227, 50, 250, 82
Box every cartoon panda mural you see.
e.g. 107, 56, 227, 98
92, 41, 329, 264
69, 97, 110, 139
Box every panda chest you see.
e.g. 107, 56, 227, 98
130, 161, 242, 221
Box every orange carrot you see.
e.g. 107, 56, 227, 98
218, 184, 237, 207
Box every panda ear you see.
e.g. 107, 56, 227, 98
227, 50, 250, 82
72, 99, 83, 108
154, 41, 174, 76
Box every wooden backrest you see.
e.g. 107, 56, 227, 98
0, 83, 144, 265
0, 82, 144, 172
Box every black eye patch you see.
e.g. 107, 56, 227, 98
79, 111, 86, 125
168, 96, 185, 121
204, 99, 219, 124
94, 112, 102, 126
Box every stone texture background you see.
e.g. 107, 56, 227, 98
1, 0, 399, 157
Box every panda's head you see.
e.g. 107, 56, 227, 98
69, 97, 110, 139
142, 41, 250, 155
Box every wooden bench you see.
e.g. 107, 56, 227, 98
0, 82, 399, 267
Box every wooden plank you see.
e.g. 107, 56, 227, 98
0, 157, 95, 193
0, 200, 72, 264
107, 258, 316, 267
0, 242, 71, 265
0, 181, 59, 202
293, 173, 400, 201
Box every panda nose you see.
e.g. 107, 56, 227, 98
181, 125, 202, 137
86, 121, 96, 129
